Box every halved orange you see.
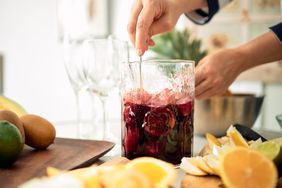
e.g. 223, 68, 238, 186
126, 157, 176, 188
220, 147, 278, 188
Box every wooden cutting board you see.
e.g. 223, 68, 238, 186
0, 137, 115, 188
181, 174, 225, 188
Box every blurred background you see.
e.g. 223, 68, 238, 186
0, 0, 281, 133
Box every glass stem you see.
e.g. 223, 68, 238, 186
74, 90, 81, 138
100, 96, 107, 140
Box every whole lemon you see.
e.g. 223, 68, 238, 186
0, 120, 23, 168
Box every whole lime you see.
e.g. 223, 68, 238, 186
0, 120, 23, 168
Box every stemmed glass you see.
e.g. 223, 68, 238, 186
82, 37, 128, 141
63, 36, 95, 139
63, 35, 128, 140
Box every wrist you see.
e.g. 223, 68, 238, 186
232, 47, 250, 74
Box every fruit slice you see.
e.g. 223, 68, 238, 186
72, 167, 101, 188
203, 154, 220, 175
193, 156, 214, 175
143, 107, 175, 137
0, 121, 24, 168
100, 168, 153, 188
180, 157, 207, 176
19, 174, 83, 188
0, 95, 26, 116
227, 126, 248, 147
220, 147, 278, 188
206, 133, 221, 147
270, 137, 282, 147
253, 141, 282, 165
212, 144, 233, 157
126, 157, 176, 187
233, 124, 267, 142
177, 101, 193, 116
47, 166, 102, 188
249, 138, 263, 149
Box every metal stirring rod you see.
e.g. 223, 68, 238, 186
139, 56, 143, 89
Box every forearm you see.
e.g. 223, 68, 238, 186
237, 31, 282, 72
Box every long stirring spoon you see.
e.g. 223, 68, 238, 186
139, 56, 143, 89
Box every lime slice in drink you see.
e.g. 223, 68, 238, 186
254, 141, 281, 165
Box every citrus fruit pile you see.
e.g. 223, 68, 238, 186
180, 125, 281, 188
19, 157, 177, 188
0, 96, 56, 168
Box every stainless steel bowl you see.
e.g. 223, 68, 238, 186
275, 114, 282, 129
194, 94, 264, 136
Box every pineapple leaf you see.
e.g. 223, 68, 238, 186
150, 29, 208, 66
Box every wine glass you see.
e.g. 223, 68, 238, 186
63, 36, 128, 140
63, 36, 98, 139
82, 37, 128, 141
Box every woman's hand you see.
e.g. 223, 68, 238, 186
195, 31, 282, 100
195, 48, 244, 99
128, 0, 207, 56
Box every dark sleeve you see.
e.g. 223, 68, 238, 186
270, 22, 282, 44
185, 0, 232, 25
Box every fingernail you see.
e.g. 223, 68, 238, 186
148, 40, 155, 46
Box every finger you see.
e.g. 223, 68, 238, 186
195, 67, 206, 86
147, 38, 155, 46
195, 79, 212, 98
127, 0, 142, 47
150, 14, 174, 36
197, 87, 220, 100
135, 6, 155, 55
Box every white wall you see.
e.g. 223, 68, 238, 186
0, 0, 281, 132
263, 84, 282, 131
0, 0, 76, 123
0, 0, 134, 125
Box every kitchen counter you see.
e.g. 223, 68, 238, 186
55, 121, 281, 156
84, 128, 281, 188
